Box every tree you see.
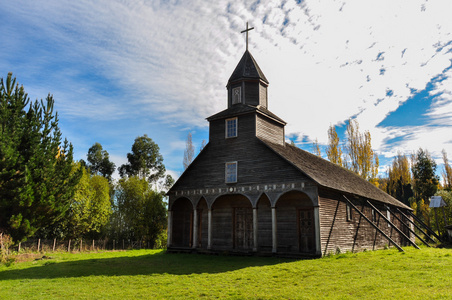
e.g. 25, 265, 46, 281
326, 125, 343, 166
312, 138, 321, 157
199, 139, 207, 153
183, 132, 194, 170
66, 163, 112, 239
386, 153, 413, 205
442, 149, 452, 190
344, 119, 379, 185
113, 176, 167, 247
0, 73, 81, 242
411, 148, 439, 205
86, 142, 116, 181
119, 134, 166, 183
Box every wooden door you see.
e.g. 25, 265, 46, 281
298, 209, 315, 253
234, 207, 253, 250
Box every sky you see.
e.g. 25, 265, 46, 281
1, 0, 452, 182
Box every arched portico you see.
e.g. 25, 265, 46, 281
211, 194, 253, 251
170, 197, 193, 248
275, 190, 317, 254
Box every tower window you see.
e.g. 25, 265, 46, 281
232, 87, 241, 104
226, 118, 237, 138
225, 162, 237, 183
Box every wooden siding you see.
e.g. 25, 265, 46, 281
174, 114, 307, 191
276, 192, 314, 253
257, 195, 272, 251
244, 81, 260, 106
211, 195, 251, 250
318, 189, 413, 255
256, 114, 284, 145
259, 84, 268, 108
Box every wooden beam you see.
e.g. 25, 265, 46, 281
389, 207, 430, 247
365, 200, 420, 249
343, 196, 404, 252
395, 208, 436, 243
406, 210, 442, 242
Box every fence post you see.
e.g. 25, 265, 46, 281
92, 239, 95, 251
53, 238, 56, 252
80, 239, 83, 252
68, 239, 71, 252
18, 242, 21, 252
37, 239, 41, 252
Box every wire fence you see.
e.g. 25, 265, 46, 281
13, 238, 161, 253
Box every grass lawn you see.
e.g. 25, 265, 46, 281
1, 246, 451, 299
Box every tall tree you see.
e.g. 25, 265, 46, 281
326, 125, 343, 166
0, 73, 81, 242
442, 149, 452, 190
312, 138, 321, 157
66, 163, 112, 239
387, 153, 413, 205
199, 139, 207, 153
86, 142, 116, 181
411, 148, 439, 204
344, 119, 379, 185
113, 176, 167, 247
183, 132, 194, 170
119, 134, 166, 183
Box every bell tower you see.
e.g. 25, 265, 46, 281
226, 23, 269, 109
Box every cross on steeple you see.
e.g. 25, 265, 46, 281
241, 22, 254, 51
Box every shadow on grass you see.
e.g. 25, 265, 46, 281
0, 251, 291, 280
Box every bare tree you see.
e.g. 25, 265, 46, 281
183, 132, 195, 170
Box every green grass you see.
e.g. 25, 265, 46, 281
1, 247, 451, 299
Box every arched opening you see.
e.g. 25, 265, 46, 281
212, 194, 252, 251
276, 191, 315, 253
171, 197, 193, 248
257, 194, 272, 252
196, 197, 209, 249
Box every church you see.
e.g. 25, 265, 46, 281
167, 27, 415, 257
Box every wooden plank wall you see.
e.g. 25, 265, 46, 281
319, 191, 410, 255
256, 114, 284, 145
257, 195, 272, 251
259, 84, 268, 108
173, 114, 306, 191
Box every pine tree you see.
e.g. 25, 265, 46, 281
0, 73, 81, 242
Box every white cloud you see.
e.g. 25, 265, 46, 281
2, 0, 452, 173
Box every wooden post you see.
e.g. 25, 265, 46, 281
272, 207, 277, 253
53, 238, 56, 252
395, 208, 436, 243
113, 240, 115, 250
92, 239, 95, 251
390, 209, 430, 247
192, 209, 198, 249
366, 201, 420, 249
122, 239, 125, 250
253, 207, 258, 252
207, 209, 212, 249
37, 239, 41, 252
343, 196, 404, 252
314, 206, 321, 255
80, 239, 83, 252
406, 210, 442, 242
68, 239, 71, 252
18, 242, 21, 252
167, 210, 173, 248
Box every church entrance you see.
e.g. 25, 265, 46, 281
171, 197, 193, 248
234, 207, 253, 250
298, 208, 315, 253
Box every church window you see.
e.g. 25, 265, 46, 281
346, 203, 352, 221
225, 162, 237, 183
226, 118, 237, 138
232, 87, 241, 104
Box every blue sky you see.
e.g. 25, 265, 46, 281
1, 0, 452, 182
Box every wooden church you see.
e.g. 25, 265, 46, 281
167, 29, 415, 257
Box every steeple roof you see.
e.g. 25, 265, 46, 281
228, 50, 268, 84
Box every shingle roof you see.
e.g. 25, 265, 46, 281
260, 139, 412, 210
228, 50, 269, 84
207, 104, 286, 124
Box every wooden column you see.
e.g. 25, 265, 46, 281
192, 209, 198, 249
207, 209, 212, 249
253, 207, 258, 252
272, 207, 277, 253
167, 210, 172, 248
314, 206, 321, 255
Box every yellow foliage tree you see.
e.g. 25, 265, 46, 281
326, 125, 343, 166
